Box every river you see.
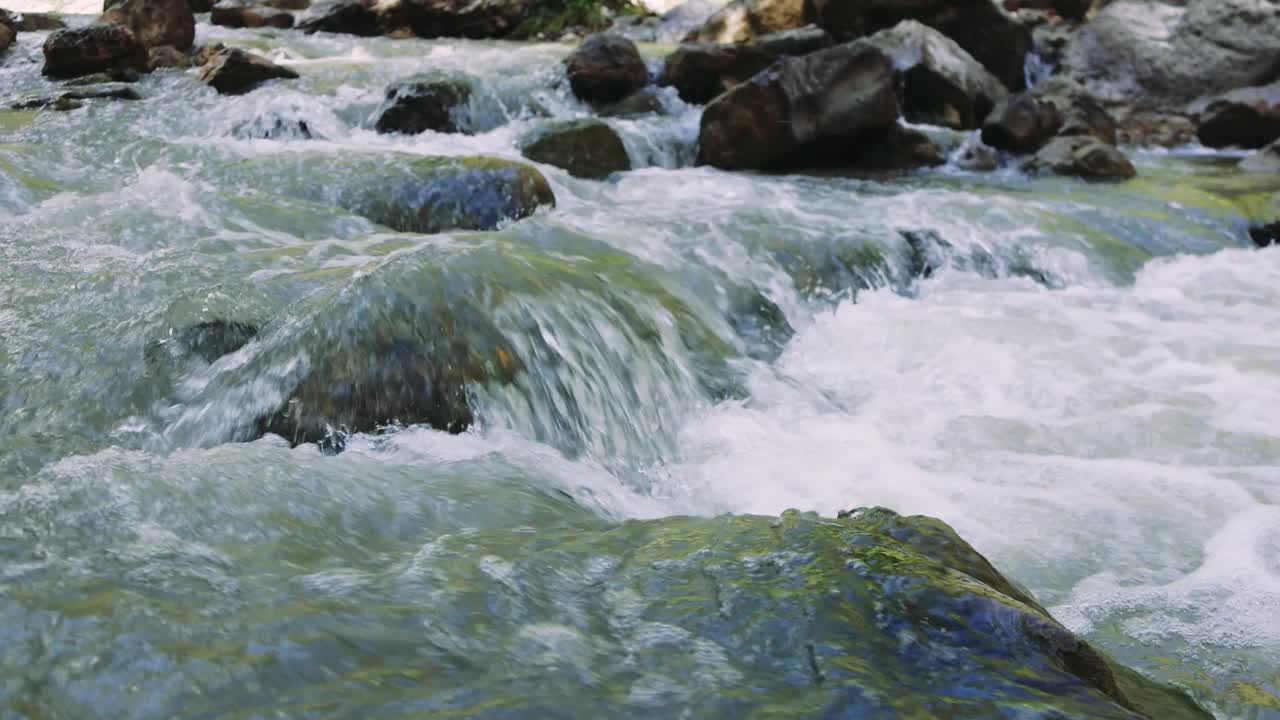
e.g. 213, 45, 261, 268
1, 18, 1279, 719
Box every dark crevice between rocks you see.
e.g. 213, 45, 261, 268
1249, 221, 1280, 248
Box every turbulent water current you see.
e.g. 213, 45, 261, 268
1, 17, 1279, 720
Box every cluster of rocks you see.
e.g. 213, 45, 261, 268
24, 0, 298, 103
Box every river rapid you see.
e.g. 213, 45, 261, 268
1, 18, 1279, 719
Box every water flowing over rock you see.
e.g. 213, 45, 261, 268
691, 0, 805, 44
211, 1, 296, 28
145, 320, 261, 381
1240, 140, 1280, 174
1062, 0, 1280, 106
808, 0, 1032, 91
854, 20, 1008, 130
42, 25, 149, 80
595, 87, 665, 117
565, 32, 649, 105
198, 47, 299, 94
297, 0, 380, 34
374, 75, 471, 135
697, 43, 898, 170
10, 83, 141, 110
101, 0, 195, 51
520, 119, 632, 179
233, 152, 554, 233
1191, 83, 1280, 150
232, 111, 316, 140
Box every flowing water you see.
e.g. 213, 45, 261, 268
2, 18, 1279, 719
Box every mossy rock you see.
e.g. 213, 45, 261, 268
228, 152, 555, 233
519, 118, 631, 180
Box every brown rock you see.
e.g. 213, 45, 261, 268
692, 0, 806, 44
520, 119, 632, 179
198, 47, 299, 94
565, 33, 648, 105
1191, 83, 1280, 150
660, 25, 829, 105
17, 12, 68, 31
372, 0, 537, 38
1027, 135, 1136, 180
101, 0, 195, 51
297, 0, 380, 35
42, 24, 149, 80
697, 43, 898, 170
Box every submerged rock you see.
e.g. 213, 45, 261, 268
1191, 83, 1280, 150
236, 152, 554, 233
210, 1, 296, 28
565, 33, 649, 105
808, 0, 1031, 91
296, 0, 380, 35
1240, 141, 1280, 174
232, 111, 316, 140
101, 0, 195, 51
10, 83, 142, 110
374, 75, 472, 135
145, 320, 260, 377
1026, 135, 1136, 181
856, 20, 1007, 130
198, 47, 299, 95
42, 25, 149, 80
269, 505, 1205, 718
697, 43, 898, 170
520, 119, 631, 179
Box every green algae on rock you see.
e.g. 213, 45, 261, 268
229, 152, 555, 233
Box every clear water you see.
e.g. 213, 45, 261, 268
2, 20, 1279, 719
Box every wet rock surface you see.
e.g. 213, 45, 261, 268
42, 24, 149, 80
101, 0, 195, 52
520, 118, 632, 179
565, 32, 649, 105
374, 75, 472, 135
198, 47, 299, 94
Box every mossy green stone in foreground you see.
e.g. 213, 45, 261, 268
152, 504, 1208, 718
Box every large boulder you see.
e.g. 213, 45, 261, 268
371, 0, 537, 38
42, 25, 149, 80
374, 75, 472, 135
847, 122, 945, 170
1190, 83, 1280, 150
1062, 0, 1280, 106
691, 0, 805, 44
234, 153, 555, 233
1026, 135, 1136, 180
855, 20, 1008, 130
297, 0, 380, 34
982, 77, 1118, 153
210, 1, 296, 28
660, 25, 830, 105
808, 0, 1032, 91
565, 33, 649, 105
198, 47, 299, 94
101, 0, 194, 51
697, 43, 898, 170
520, 119, 632, 179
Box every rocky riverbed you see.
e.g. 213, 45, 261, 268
1, 0, 1279, 718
